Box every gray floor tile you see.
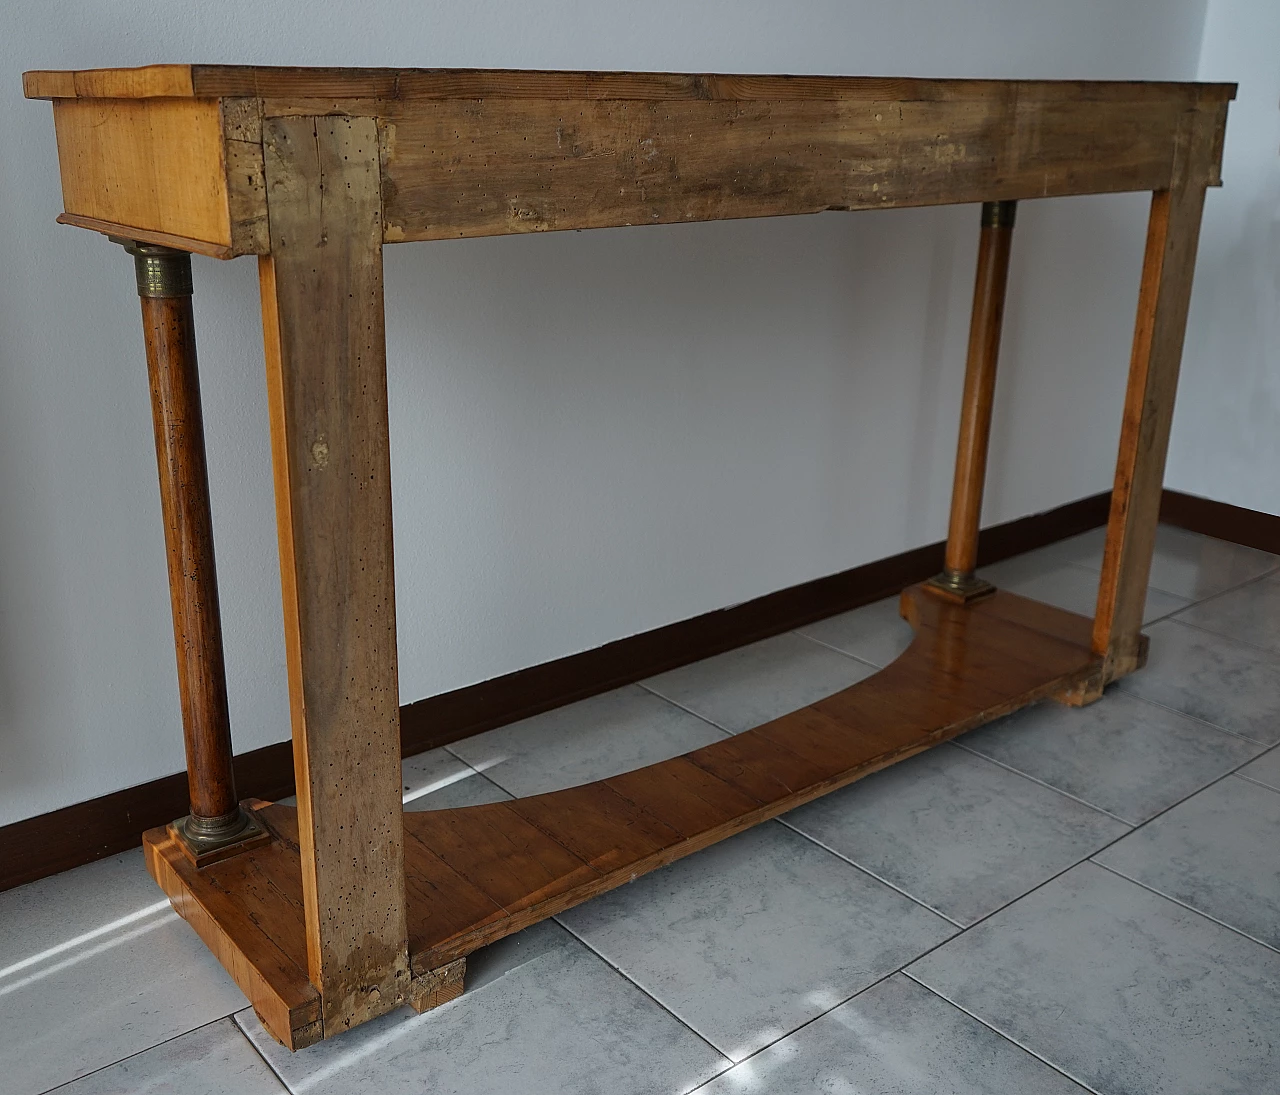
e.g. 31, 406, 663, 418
0, 851, 248, 1095
796, 596, 914, 669
558, 822, 953, 1062
910, 861, 1280, 1095
1118, 619, 1280, 744
1240, 746, 1280, 792
641, 632, 877, 734
960, 689, 1263, 824
401, 746, 512, 810
447, 684, 724, 797
47, 1019, 285, 1094
979, 556, 1190, 623
238, 919, 726, 1095
784, 744, 1127, 925
1174, 571, 1280, 652
1095, 775, 1280, 950
1060, 525, 1279, 601
694, 974, 1087, 1094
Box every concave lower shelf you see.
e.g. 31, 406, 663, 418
143, 583, 1112, 1049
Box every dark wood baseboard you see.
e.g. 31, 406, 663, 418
0, 489, 1113, 894
1160, 489, 1280, 555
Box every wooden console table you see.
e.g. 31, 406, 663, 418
24, 65, 1233, 1049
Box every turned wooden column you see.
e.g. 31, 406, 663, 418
929, 200, 1017, 602
122, 240, 265, 864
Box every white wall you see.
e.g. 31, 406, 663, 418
1166, 0, 1280, 515
0, 0, 1210, 825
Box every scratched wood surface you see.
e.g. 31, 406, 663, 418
144, 583, 1101, 1049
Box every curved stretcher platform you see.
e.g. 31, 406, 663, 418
144, 584, 1113, 1049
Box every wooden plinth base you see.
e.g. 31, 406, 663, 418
143, 584, 1119, 1050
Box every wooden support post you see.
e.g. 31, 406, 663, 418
928, 200, 1017, 603
258, 116, 410, 1033
124, 241, 266, 864
1091, 123, 1213, 683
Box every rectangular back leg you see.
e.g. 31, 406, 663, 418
258, 113, 410, 1033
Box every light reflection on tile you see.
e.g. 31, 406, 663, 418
238, 920, 726, 1095
795, 596, 914, 669
0, 851, 247, 1094
558, 822, 954, 1061
694, 974, 1086, 1094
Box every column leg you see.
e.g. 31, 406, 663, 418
928, 200, 1017, 602
121, 240, 266, 863
258, 116, 409, 1034
1092, 167, 1211, 681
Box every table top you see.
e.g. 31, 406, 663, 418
23, 64, 1236, 105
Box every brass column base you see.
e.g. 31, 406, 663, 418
170, 805, 270, 868
925, 569, 996, 604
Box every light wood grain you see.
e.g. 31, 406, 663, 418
1092, 108, 1218, 676
258, 114, 409, 1035
51, 98, 231, 248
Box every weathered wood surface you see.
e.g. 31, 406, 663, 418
144, 584, 1100, 1049
258, 114, 409, 1035
378, 96, 1215, 242
1092, 113, 1216, 679
24, 64, 1235, 105
25, 66, 1233, 256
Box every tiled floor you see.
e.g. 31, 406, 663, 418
4, 524, 1279, 1094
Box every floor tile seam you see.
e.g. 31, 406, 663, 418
437, 744, 531, 798
633, 681, 740, 736
946, 740, 1137, 826
1086, 859, 1280, 957
772, 815, 967, 928
549, 917, 732, 1066
1066, 557, 1280, 606
897, 971, 1101, 1095
1166, 561, 1280, 606
33, 1016, 249, 1095
232, 1010, 300, 1094
1232, 771, 1280, 796
787, 628, 890, 671
1109, 684, 1274, 746
783, 629, 886, 672
1154, 612, 1280, 657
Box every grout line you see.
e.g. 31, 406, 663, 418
772, 816, 966, 929
1088, 859, 1280, 957
550, 918, 731, 1066
1154, 612, 1280, 659
633, 682, 740, 737
1111, 682, 1277, 747
33, 1017, 238, 1095
791, 628, 893, 671
1233, 771, 1280, 795
946, 739, 1136, 826
899, 971, 1102, 1095
785, 630, 885, 673
234, 1010, 297, 1093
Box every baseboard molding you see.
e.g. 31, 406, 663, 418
0, 489, 1113, 894
1160, 489, 1280, 555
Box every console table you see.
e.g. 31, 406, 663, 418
24, 65, 1233, 1049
